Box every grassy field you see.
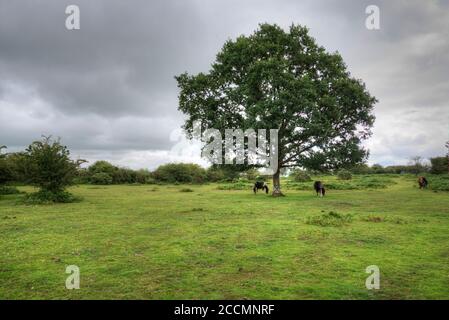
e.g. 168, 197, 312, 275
1, 174, 448, 299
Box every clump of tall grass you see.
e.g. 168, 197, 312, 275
217, 181, 252, 190
306, 211, 353, 227
428, 175, 449, 191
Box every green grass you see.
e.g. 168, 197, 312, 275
1, 175, 448, 299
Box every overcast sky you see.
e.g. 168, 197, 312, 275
0, 0, 448, 169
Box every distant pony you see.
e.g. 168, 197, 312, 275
253, 181, 269, 194
418, 176, 428, 189
314, 181, 326, 197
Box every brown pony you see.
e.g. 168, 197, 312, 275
418, 176, 428, 189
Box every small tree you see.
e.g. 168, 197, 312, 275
21, 136, 84, 202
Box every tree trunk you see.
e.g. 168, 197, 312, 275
272, 169, 284, 197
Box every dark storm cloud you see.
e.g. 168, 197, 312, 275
0, 0, 208, 117
0, 0, 448, 168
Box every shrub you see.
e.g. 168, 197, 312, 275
206, 168, 226, 182
90, 172, 113, 185
350, 164, 371, 174
23, 190, 79, 204
0, 158, 13, 185
430, 176, 449, 191
179, 188, 194, 192
337, 169, 352, 180
113, 168, 138, 184
88, 161, 117, 176
135, 169, 153, 184
18, 136, 83, 203
0, 185, 20, 195
86, 162, 157, 184
153, 163, 207, 183
241, 168, 259, 181
430, 156, 448, 174
1, 152, 27, 183
291, 170, 312, 182
206, 165, 243, 182
0, 146, 16, 186
74, 168, 90, 184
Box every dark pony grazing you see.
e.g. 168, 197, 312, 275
253, 181, 269, 194
314, 181, 325, 197
418, 176, 428, 189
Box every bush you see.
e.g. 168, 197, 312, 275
430, 156, 448, 174
74, 168, 91, 184
86, 161, 157, 184
0, 146, 15, 185
0, 159, 13, 185
113, 168, 138, 184
18, 136, 83, 202
337, 169, 352, 180
153, 163, 207, 183
206, 165, 243, 182
291, 170, 312, 182
88, 161, 117, 176
0, 185, 20, 195
135, 169, 154, 184
350, 164, 371, 174
179, 188, 194, 192
429, 175, 449, 191
241, 168, 259, 181
90, 172, 113, 185
23, 190, 79, 204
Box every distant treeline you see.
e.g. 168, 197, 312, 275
1, 146, 448, 186
350, 157, 448, 175
76, 162, 213, 185
75, 162, 264, 185
0, 152, 256, 185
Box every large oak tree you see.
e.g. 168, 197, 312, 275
176, 24, 376, 195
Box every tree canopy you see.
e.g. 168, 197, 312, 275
179, 24, 376, 194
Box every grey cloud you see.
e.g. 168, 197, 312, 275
0, 0, 448, 168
